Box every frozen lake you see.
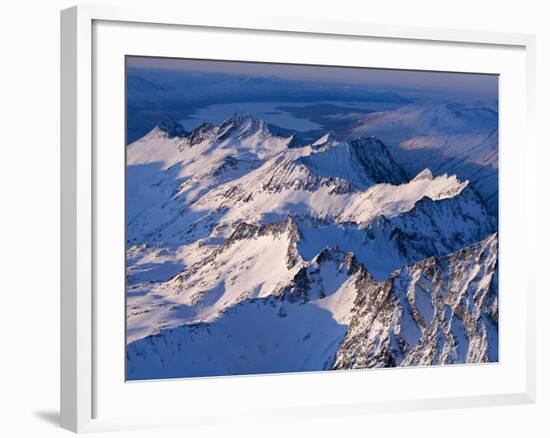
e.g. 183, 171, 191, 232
180, 101, 323, 131
179, 100, 405, 132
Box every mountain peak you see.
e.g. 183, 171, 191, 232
297, 136, 408, 190
347, 136, 395, 160
348, 135, 381, 147
312, 133, 335, 148
411, 168, 433, 181
346, 136, 409, 185
156, 117, 188, 138
229, 109, 257, 125
186, 122, 217, 146
215, 111, 268, 141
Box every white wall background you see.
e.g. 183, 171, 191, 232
0, 0, 547, 436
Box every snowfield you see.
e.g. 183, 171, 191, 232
126, 111, 498, 379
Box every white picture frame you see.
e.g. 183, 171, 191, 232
60, 4, 537, 433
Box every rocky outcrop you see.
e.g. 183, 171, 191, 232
333, 233, 498, 369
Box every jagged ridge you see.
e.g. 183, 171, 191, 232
332, 233, 498, 369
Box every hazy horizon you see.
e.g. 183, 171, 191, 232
127, 55, 498, 98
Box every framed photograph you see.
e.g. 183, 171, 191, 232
61, 5, 536, 432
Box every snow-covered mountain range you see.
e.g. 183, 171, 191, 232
126, 111, 498, 380
347, 102, 499, 214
